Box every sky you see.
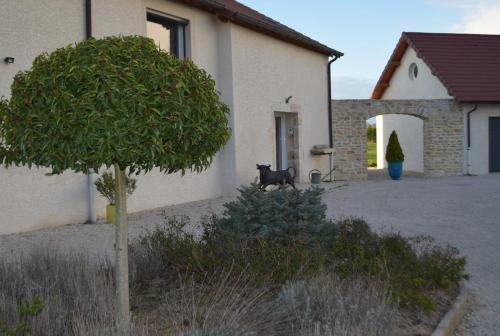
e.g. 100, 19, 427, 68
239, 0, 500, 99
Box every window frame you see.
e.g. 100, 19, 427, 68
408, 62, 418, 80
146, 11, 188, 59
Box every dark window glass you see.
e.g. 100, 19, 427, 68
275, 116, 283, 170
147, 12, 186, 59
409, 63, 418, 80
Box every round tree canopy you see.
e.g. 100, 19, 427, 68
0, 36, 230, 174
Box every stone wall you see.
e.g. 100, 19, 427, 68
331, 99, 464, 180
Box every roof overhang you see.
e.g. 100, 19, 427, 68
371, 35, 409, 99
372, 33, 455, 100
172, 0, 343, 57
372, 32, 500, 103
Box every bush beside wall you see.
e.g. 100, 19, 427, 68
133, 185, 467, 311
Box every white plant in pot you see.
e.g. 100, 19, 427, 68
95, 172, 137, 224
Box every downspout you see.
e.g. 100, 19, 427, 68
85, 0, 92, 40
466, 104, 478, 176
328, 55, 340, 147
85, 0, 97, 223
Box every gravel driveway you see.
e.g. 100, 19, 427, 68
323, 173, 500, 336
1, 173, 499, 335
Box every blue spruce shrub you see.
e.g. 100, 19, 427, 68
204, 184, 337, 249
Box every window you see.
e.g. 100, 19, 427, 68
409, 62, 418, 80
147, 11, 187, 59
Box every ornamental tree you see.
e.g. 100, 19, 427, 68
0, 36, 230, 333
385, 130, 405, 163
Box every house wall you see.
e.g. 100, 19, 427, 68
467, 104, 500, 175
0, 0, 90, 235
0, 0, 330, 235
0, 0, 226, 234
377, 47, 452, 173
230, 25, 330, 184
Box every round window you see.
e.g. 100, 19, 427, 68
409, 63, 418, 80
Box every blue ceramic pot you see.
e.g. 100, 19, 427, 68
388, 162, 403, 180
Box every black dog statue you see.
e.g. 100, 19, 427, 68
256, 164, 295, 190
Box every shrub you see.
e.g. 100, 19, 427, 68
0, 249, 150, 336
278, 274, 398, 336
202, 236, 330, 286
161, 270, 288, 336
204, 184, 337, 249
0, 296, 44, 336
2, 244, 403, 336
367, 125, 376, 143
330, 218, 379, 276
130, 216, 201, 285
95, 171, 137, 205
132, 187, 467, 312
158, 271, 398, 336
132, 215, 331, 286
385, 130, 404, 163
129, 232, 166, 287
130, 186, 338, 285
410, 236, 468, 288
331, 219, 467, 311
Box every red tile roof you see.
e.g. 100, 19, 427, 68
372, 32, 500, 103
173, 0, 343, 57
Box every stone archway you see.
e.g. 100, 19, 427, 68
331, 99, 464, 180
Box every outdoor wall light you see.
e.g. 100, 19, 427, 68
4, 57, 15, 64
285, 95, 293, 103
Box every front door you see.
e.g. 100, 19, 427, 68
275, 113, 299, 176
490, 117, 500, 172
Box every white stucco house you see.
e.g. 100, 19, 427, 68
0, 0, 342, 235
373, 32, 500, 175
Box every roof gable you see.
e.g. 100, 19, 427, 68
372, 32, 500, 103
173, 0, 343, 57
381, 46, 451, 99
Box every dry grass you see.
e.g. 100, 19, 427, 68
138, 270, 398, 336
1, 245, 399, 336
278, 274, 399, 336
160, 271, 289, 336
0, 248, 150, 336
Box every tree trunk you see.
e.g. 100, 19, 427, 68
114, 164, 130, 334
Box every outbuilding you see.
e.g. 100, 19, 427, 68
373, 32, 500, 176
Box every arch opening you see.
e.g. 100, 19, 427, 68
368, 114, 424, 180
331, 99, 463, 181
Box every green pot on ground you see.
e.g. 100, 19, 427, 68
106, 204, 116, 224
